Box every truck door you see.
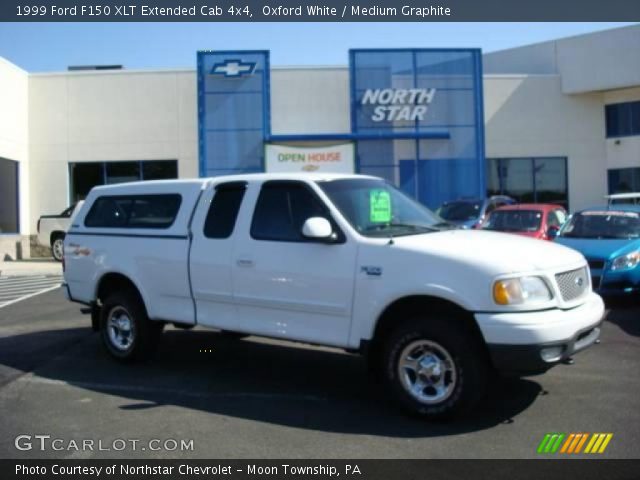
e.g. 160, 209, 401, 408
232, 180, 357, 347
189, 181, 247, 329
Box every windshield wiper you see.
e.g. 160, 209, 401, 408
363, 223, 439, 234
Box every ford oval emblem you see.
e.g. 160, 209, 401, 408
575, 276, 584, 287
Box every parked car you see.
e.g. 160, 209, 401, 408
63, 174, 603, 420
481, 204, 567, 240
555, 205, 640, 295
37, 202, 84, 261
436, 195, 515, 229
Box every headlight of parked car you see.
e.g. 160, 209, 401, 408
610, 251, 640, 271
493, 276, 553, 306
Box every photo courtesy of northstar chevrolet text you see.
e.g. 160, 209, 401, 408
0, 2, 639, 477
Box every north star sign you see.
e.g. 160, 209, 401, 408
361, 88, 437, 122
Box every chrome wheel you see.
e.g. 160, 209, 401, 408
52, 238, 64, 261
397, 339, 457, 405
107, 306, 135, 351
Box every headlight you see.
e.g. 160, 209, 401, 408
610, 251, 640, 271
493, 276, 553, 306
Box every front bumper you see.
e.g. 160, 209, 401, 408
475, 292, 605, 374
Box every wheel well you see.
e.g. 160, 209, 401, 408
369, 295, 486, 356
50, 231, 65, 245
96, 273, 146, 313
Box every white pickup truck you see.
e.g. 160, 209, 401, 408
63, 173, 604, 419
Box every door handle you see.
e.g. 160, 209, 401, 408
236, 259, 254, 267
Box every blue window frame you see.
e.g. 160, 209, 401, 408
605, 101, 640, 138
350, 49, 486, 210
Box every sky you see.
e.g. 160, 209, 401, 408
0, 22, 636, 72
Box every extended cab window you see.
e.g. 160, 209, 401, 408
204, 182, 247, 239
251, 182, 331, 242
85, 194, 181, 229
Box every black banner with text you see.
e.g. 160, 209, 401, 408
1, 0, 639, 22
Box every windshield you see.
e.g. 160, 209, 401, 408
317, 178, 446, 237
436, 200, 481, 221
483, 210, 542, 232
560, 210, 640, 239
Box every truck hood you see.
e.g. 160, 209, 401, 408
391, 229, 585, 274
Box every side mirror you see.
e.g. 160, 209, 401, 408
547, 225, 560, 239
302, 217, 334, 241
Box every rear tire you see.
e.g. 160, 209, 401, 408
51, 235, 65, 262
381, 316, 488, 420
100, 291, 163, 362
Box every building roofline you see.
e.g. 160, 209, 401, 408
484, 23, 639, 55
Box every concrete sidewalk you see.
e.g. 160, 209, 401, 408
0, 259, 62, 277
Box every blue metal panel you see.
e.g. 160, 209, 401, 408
350, 48, 485, 209
197, 51, 270, 177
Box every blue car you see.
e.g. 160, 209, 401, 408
555, 205, 640, 295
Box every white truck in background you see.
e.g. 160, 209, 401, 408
37, 202, 84, 261
62, 173, 604, 419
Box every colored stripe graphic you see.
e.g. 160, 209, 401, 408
540, 433, 613, 454
585, 433, 613, 454
537, 433, 565, 453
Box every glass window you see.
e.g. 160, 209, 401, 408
487, 157, 568, 209
106, 162, 140, 184
437, 200, 482, 222
0, 157, 19, 234
85, 195, 181, 229
560, 210, 640, 239
69, 160, 178, 202
204, 183, 247, 239
70, 163, 104, 203
483, 210, 543, 233
546, 210, 564, 228
534, 157, 567, 206
605, 101, 640, 138
318, 178, 445, 238
608, 167, 640, 194
251, 182, 330, 242
143, 160, 178, 180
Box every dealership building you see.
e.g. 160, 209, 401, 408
1, 24, 639, 258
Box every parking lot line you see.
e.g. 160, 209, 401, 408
0, 275, 62, 309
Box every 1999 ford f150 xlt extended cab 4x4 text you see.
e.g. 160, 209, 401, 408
63, 174, 604, 419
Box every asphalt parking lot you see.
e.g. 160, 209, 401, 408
0, 288, 638, 459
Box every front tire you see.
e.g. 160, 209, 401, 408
381, 317, 488, 420
100, 291, 163, 362
51, 235, 65, 262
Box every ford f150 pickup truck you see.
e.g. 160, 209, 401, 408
63, 174, 604, 419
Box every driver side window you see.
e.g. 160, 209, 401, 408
250, 181, 331, 242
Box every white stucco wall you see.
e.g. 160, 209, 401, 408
0, 57, 29, 236
483, 24, 640, 95
27, 69, 198, 232
484, 74, 607, 210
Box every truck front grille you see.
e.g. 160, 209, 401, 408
555, 267, 590, 302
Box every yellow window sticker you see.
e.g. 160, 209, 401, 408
370, 189, 392, 223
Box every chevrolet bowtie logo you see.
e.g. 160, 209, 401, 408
210, 59, 256, 78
